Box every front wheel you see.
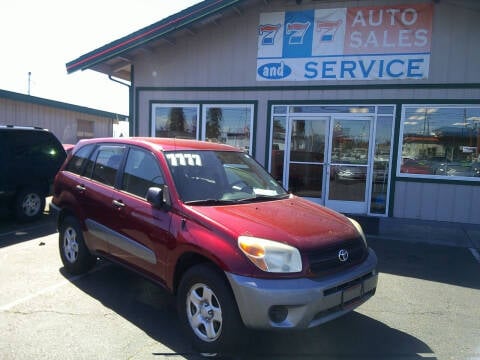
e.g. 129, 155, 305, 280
59, 216, 96, 275
177, 264, 245, 355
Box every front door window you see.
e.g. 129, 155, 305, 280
325, 118, 372, 213
273, 105, 389, 216
287, 118, 327, 199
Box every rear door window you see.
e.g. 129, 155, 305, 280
90, 146, 125, 186
65, 144, 96, 175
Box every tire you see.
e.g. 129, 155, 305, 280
14, 188, 45, 222
177, 263, 245, 355
59, 216, 96, 275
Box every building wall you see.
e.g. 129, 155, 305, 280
133, 0, 480, 87
0, 97, 113, 144
394, 181, 480, 223
131, 0, 480, 224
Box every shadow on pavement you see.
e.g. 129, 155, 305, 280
62, 261, 435, 360
0, 211, 57, 248
369, 238, 480, 290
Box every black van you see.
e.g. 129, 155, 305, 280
0, 126, 66, 221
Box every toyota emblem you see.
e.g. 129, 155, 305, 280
338, 249, 349, 262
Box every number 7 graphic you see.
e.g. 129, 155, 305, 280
258, 24, 281, 46
286, 22, 310, 45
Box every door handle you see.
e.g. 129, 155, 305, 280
112, 199, 125, 208
75, 184, 86, 192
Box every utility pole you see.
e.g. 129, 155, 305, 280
27, 71, 31, 95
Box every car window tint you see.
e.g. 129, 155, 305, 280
65, 144, 95, 175
121, 148, 164, 198
91, 146, 125, 186
11, 131, 64, 162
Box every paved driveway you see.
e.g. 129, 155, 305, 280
0, 214, 479, 359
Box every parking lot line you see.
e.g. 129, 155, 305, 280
0, 278, 73, 312
0, 264, 105, 312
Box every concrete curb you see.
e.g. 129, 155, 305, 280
351, 215, 480, 250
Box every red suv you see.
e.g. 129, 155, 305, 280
51, 137, 378, 354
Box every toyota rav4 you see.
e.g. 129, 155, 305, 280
50, 137, 378, 354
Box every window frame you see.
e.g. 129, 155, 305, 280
201, 103, 255, 155
397, 104, 480, 182
151, 103, 200, 140
120, 147, 165, 199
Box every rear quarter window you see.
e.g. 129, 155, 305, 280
65, 144, 96, 175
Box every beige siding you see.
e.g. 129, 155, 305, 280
0, 98, 113, 143
134, 0, 480, 88
394, 181, 480, 224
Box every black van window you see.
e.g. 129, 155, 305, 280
13, 131, 64, 163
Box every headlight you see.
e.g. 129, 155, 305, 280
347, 217, 367, 247
238, 236, 302, 273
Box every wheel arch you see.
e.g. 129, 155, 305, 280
172, 252, 229, 296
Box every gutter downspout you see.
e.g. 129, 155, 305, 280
108, 72, 135, 136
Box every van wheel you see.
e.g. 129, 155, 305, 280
177, 264, 244, 355
59, 216, 96, 275
15, 188, 45, 222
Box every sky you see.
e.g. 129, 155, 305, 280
0, 0, 202, 116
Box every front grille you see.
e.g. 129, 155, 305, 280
306, 237, 367, 276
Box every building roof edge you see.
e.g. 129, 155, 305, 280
66, 0, 245, 74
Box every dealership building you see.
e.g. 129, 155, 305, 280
67, 0, 480, 225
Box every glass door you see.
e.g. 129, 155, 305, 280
286, 118, 328, 204
325, 117, 373, 213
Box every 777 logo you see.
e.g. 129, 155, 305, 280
286, 21, 310, 44
258, 24, 282, 45
316, 20, 342, 42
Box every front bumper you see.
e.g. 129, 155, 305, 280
226, 248, 378, 330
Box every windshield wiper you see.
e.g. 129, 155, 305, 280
184, 199, 235, 206
234, 193, 290, 203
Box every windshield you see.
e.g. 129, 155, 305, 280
165, 150, 288, 204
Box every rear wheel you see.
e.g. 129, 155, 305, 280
14, 188, 45, 222
59, 216, 96, 275
177, 264, 245, 355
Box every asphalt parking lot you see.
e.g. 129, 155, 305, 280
0, 212, 479, 360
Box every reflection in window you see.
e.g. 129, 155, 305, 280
122, 149, 164, 198
330, 119, 370, 165
91, 147, 125, 186
153, 105, 198, 139
289, 163, 323, 197
270, 116, 286, 182
290, 119, 326, 163
370, 117, 393, 214
400, 106, 480, 179
203, 105, 253, 153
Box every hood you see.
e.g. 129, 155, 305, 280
185, 196, 358, 252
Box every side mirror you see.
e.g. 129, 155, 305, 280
146, 186, 171, 210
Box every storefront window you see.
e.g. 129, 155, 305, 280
399, 105, 480, 180
370, 116, 393, 214
289, 105, 375, 114
152, 104, 199, 139
203, 104, 254, 153
269, 104, 396, 216
273, 106, 287, 114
